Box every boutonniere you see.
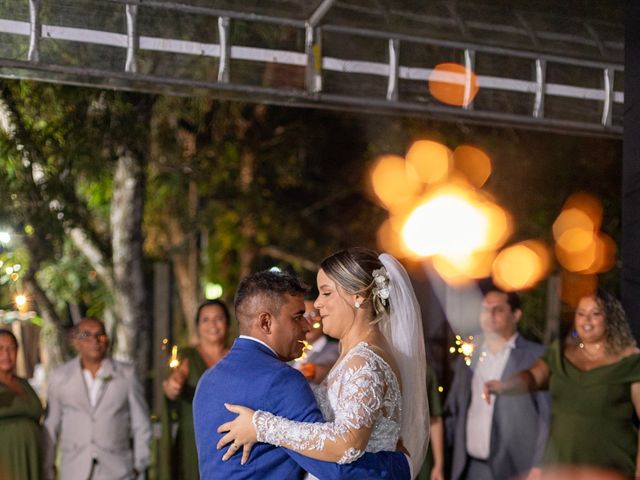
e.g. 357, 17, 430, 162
101, 374, 113, 383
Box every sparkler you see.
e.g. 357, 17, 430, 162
295, 340, 313, 362
169, 345, 180, 369
449, 335, 476, 366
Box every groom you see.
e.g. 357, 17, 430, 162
193, 270, 411, 479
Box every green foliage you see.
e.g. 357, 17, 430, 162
36, 240, 112, 319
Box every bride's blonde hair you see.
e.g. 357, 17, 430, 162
320, 247, 390, 324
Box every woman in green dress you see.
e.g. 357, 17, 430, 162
159, 300, 231, 480
0, 329, 43, 480
484, 289, 640, 479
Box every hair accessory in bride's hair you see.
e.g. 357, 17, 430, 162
372, 267, 390, 305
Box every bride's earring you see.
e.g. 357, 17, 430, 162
354, 301, 361, 309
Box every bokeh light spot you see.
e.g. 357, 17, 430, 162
453, 145, 492, 188
428, 63, 479, 107
560, 271, 598, 307
371, 155, 422, 209
492, 241, 550, 291
405, 140, 452, 184
552, 208, 595, 241
402, 190, 488, 257
563, 192, 603, 231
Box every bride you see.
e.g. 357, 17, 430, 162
217, 248, 429, 476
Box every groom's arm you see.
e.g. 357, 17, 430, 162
269, 368, 411, 480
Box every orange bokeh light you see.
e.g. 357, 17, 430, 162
370, 155, 422, 209
376, 218, 412, 259
479, 201, 514, 250
432, 250, 496, 286
401, 185, 489, 258
405, 140, 452, 184
563, 192, 603, 231
492, 240, 550, 291
552, 208, 595, 241
582, 233, 617, 274
555, 241, 596, 273
428, 63, 479, 107
453, 145, 492, 188
556, 227, 595, 253
560, 271, 598, 307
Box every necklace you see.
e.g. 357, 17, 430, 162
579, 342, 604, 359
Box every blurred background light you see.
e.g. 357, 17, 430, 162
552, 208, 595, 241
15, 294, 27, 312
405, 140, 452, 184
492, 240, 551, 291
453, 145, 492, 188
402, 188, 488, 258
428, 63, 479, 107
560, 271, 598, 307
371, 154, 422, 210
205, 282, 223, 300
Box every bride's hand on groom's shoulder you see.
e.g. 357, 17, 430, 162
217, 403, 258, 465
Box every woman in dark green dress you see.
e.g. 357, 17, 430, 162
0, 329, 43, 480
159, 300, 231, 480
485, 289, 640, 478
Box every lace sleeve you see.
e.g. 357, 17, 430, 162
253, 352, 386, 463
310, 382, 333, 421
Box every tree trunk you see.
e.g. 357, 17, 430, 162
164, 208, 200, 344
22, 268, 68, 371
110, 147, 149, 376
239, 149, 257, 278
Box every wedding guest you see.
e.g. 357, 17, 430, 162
159, 300, 231, 480
44, 317, 150, 480
293, 296, 339, 384
0, 329, 43, 480
485, 289, 640, 478
444, 287, 550, 480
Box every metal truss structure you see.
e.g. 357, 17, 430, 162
0, 1, 624, 136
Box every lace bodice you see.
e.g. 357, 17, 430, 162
253, 342, 401, 464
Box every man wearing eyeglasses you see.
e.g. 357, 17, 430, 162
44, 317, 151, 480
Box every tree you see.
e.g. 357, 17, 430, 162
0, 81, 151, 375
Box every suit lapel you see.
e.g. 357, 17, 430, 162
500, 337, 524, 380
71, 357, 93, 413
93, 358, 115, 411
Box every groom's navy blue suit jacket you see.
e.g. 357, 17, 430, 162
193, 337, 410, 480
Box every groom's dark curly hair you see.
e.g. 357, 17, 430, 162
234, 270, 308, 332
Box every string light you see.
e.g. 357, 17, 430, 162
15, 294, 27, 312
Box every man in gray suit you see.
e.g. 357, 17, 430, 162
444, 288, 550, 480
44, 317, 151, 480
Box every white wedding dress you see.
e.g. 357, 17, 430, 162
253, 341, 402, 470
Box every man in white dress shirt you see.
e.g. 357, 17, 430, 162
444, 288, 550, 480
44, 318, 151, 480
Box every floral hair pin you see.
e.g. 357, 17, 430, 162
372, 267, 390, 305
